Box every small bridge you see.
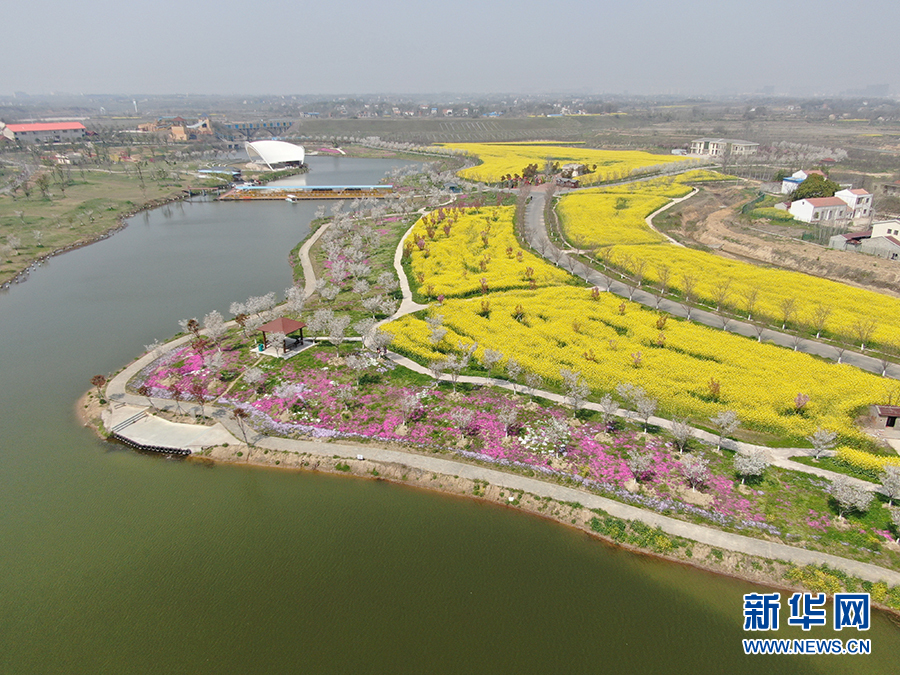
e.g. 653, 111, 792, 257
219, 184, 395, 201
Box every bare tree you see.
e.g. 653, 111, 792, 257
712, 279, 731, 312
742, 286, 760, 320
829, 476, 873, 520
231, 407, 251, 446
655, 264, 671, 308
710, 410, 739, 450
807, 428, 837, 460
681, 274, 697, 319
809, 304, 832, 339
779, 296, 797, 330
851, 318, 878, 352
734, 448, 770, 484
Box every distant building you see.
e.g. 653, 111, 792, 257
689, 138, 758, 157
198, 166, 241, 181
245, 140, 305, 170
881, 179, 900, 197
1, 121, 86, 143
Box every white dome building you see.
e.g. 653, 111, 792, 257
245, 140, 306, 170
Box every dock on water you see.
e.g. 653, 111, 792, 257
219, 184, 395, 200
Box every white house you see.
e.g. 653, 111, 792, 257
834, 188, 873, 220
872, 219, 900, 238
789, 197, 849, 223
780, 169, 826, 194
689, 138, 758, 157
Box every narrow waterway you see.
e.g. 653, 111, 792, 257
0, 156, 897, 674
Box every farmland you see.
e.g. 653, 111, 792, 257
556, 174, 900, 350
441, 142, 695, 185
387, 204, 897, 447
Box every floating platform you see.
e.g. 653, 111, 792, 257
219, 184, 394, 201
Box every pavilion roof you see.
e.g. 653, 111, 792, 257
259, 317, 306, 334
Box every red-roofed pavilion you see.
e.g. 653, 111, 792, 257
259, 317, 306, 348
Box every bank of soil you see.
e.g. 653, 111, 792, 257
662, 184, 900, 297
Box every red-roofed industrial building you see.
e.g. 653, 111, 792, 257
1, 121, 86, 143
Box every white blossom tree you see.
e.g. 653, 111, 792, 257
627, 448, 655, 482
830, 476, 873, 520
506, 357, 523, 394
481, 348, 503, 373
807, 428, 837, 460
734, 448, 771, 484
203, 310, 227, 350
560, 368, 589, 416
880, 465, 900, 506
635, 396, 658, 432
710, 410, 739, 450
680, 454, 710, 492
327, 315, 352, 355
670, 418, 693, 453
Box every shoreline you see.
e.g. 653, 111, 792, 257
1, 187, 218, 290
79, 388, 900, 619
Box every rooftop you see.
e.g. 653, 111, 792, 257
4, 122, 85, 132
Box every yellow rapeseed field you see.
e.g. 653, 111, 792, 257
404, 205, 571, 297
389, 201, 896, 446
442, 143, 691, 185
557, 175, 900, 347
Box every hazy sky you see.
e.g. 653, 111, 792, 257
5, 0, 898, 96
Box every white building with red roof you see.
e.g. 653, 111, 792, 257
1, 121, 86, 143
789, 196, 849, 223
835, 188, 873, 220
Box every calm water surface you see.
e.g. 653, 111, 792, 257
1, 157, 898, 674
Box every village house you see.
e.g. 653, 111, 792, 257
781, 169, 826, 194
828, 219, 900, 260
788, 196, 849, 223
835, 188, 873, 220
689, 138, 759, 157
